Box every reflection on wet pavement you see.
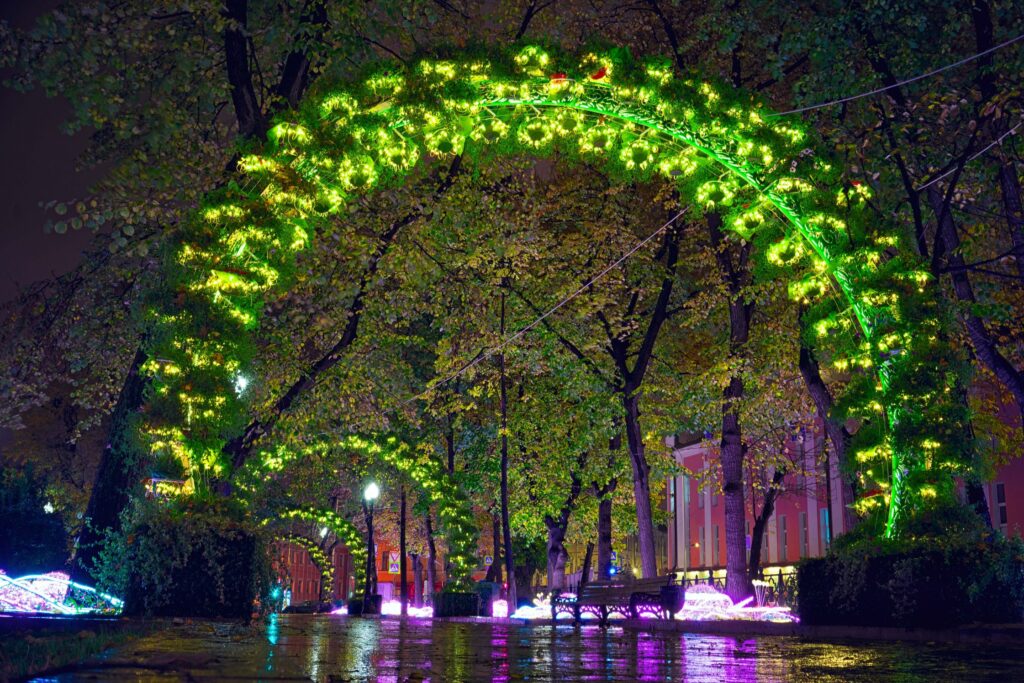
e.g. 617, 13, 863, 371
35, 614, 1024, 682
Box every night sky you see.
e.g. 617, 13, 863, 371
0, 0, 101, 304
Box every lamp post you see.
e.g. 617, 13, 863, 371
362, 481, 380, 614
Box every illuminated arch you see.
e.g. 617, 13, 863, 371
141, 45, 968, 537
265, 506, 366, 590
251, 437, 477, 589
272, 532, 334, 600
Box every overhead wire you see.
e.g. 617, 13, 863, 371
400, 205, 692, 406
915, 120, 1023, 191
769, 32, 1024, 116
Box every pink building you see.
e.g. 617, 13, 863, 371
664, 427, 1024, 576
666, 430, 854, 574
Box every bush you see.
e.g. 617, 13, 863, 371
92, 496, 272, 618
799, 506, 1024, 628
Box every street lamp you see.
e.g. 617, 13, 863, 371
362, 481, 380, 614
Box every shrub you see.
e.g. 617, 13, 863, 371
92, 495, 272, 618
799, 504, 1024, 627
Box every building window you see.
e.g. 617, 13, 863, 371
698, 485, 704, 508
996, 483, 1008, 531
669, 478, 676, 515
799, 512, 808, 558
713, 525, 720, 566
779, 515, 788, 562
698, 526, 705, 566
683, 475, 691, 507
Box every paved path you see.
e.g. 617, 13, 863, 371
34, 614, 1024, 681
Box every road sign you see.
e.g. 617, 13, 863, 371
388, 551, 400, 574
484, 555, 493, 567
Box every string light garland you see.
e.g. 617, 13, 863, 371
141, 44, 975, 539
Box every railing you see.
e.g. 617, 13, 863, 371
673, 565, 799, 610
552, 563, 799, 611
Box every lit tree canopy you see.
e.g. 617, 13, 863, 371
134, 43, 971, 536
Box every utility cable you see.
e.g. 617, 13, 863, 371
770, 32, 1024, 117
915, 120, 1022, 191
401, 206, 691, 405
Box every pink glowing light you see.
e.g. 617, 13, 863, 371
0, 570, 124, 615
326, 585, 797, 623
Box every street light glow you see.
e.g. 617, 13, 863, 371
364, 482, 380, 502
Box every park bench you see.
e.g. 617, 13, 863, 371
552, 576, 683, 625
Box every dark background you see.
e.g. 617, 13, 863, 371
0, 0, 102, 303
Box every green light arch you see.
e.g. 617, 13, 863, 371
249, 436, 477, 590
141, 44, 968, 538
265, 506, 366, 591
272, 532, 334, 601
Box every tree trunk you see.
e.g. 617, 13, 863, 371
707, 212, 753, 602
425, 514, 438, 602
223, 0, 263, 139
596, 485, 615, 580
399, 485, 407, 616
997, 159, 1024, 282
747, 468, 784, 581
545, 468, 582, 591
485, 512, 502, 583
498, 285, 516, 609
720, 374, 751, 601
579, 542, 595, 588
622, 391, 659, 578
71, 347, 148, 583
544, 520, 570, 591
411, 552, 423, 607
928, 187, 1024, 424
798, 340, 858, 533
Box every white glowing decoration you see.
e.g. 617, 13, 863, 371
234, 374, 249, 396
325, 585, 797, 623
43, 502, 55, 514
0, 570, 124, 614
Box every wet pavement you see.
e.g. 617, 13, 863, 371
32, 614, 1024, 682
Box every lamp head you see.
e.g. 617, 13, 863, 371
364, 482, 380, 502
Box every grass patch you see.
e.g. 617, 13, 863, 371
0, 618, 161, 682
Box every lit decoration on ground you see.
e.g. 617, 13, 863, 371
0, 571, 124, 615
331, 600, 437, 618
142, 43, 973, 538
324, 586, 795, 623
673, 584, 797, 623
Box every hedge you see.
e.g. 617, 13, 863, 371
798, 537, 1024, 628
